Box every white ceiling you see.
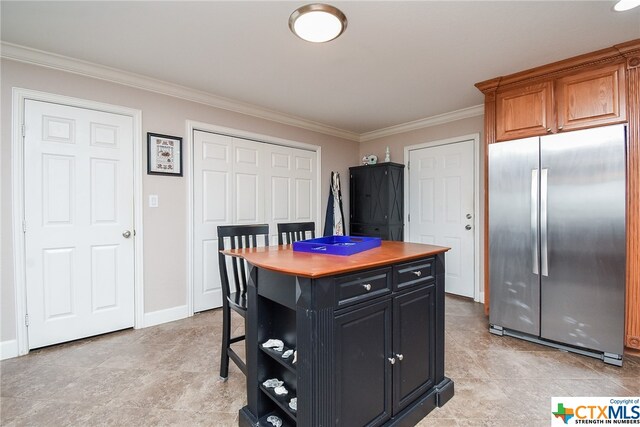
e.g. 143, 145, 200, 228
2, 1, 639, 136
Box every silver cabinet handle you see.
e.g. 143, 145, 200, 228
465, 225, 472, 230
396, 353, 404, 361
362, 283, 372, 291
546, 128, 552, 133
466, 213, 472, 219
122, 230, 132, 238
541, 168, 549, 277
531, 169, 539, 275
558, 125, 564, 131
412, 271, 422, 277
388, 357, 396, 365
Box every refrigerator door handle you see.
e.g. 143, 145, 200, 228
531, 169, 539, 275
541, 168, 549, 277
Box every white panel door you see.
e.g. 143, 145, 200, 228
232, 138, 264, 225
264, 145, 317, 243
408, 140, 475, 297
24, 99, 134, 349
192, 130, 317, 312
291, 149, 316, 224
192, 131, 232, 312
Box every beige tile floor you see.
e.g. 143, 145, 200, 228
1, 295, 638, 426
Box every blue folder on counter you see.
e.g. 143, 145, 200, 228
292, 236, 381, 256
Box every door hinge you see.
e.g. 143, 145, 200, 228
407, 161, 410, 170
22, 220, 27, 233
21, 124, 25, 138
408, 214, 410, 222
25, 314, 29, 327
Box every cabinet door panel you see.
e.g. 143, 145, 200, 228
556, 62, 626, 131
393, 285, 436, 413
387, 166, 404, 224
350, 168, 370, 224
350, 223, 389, 239
387, 224, 404, 242
370, 167, 389, 223
335, 299, 392, 427
496, 82, 553, 141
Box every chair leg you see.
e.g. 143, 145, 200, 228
219, 303, 231, 380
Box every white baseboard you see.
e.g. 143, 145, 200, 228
142, 304, 189, 328
1, 339, 19, 360
477, 291, 485, 304
1, 307, 190, 358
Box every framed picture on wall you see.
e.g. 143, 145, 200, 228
147, 133, 182, 176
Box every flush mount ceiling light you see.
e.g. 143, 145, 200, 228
289, 3, 347, 43
613, 0, 640, 11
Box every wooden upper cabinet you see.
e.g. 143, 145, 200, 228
555, 62, 627, 132
492, 61, 628, 141
496, 81, 553, 141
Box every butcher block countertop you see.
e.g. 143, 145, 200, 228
223, 240, 449, 278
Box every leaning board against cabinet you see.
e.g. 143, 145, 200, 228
493, 60, 626, 141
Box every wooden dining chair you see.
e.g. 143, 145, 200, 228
217, 224, 270, 380
277, 221, 316, 245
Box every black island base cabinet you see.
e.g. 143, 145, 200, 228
234, 244, 454, 427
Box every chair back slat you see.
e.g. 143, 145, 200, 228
277, 222, 316, 245
218, 224, 270, 299
238, 235, 249, 292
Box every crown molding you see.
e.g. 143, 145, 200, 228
359, 104, 485, 142
0, 42, 360, 142
1, 42, 485, 143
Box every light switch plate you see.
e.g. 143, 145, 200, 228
149, 194, 159, 208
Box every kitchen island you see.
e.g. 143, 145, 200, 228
225, 241, 453, 427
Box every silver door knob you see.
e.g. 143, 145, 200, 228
362, 283, 372, 291
122, 230, 132, 238
388, 357, 396, 365
465, 225, 472, 230
412, 271, 422, 277
396, 353, 404, 361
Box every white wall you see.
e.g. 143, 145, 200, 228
359, 116, 484, 164
1, 58, 485, 350
0, 59, 359, 345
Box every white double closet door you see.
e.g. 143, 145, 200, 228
193, 130, 317, 312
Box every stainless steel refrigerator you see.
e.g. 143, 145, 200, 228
488, 124, 626, 365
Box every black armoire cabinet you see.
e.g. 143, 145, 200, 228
349, 162, 404, 241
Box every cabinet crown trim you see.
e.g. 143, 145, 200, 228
475, 38, 640, 93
